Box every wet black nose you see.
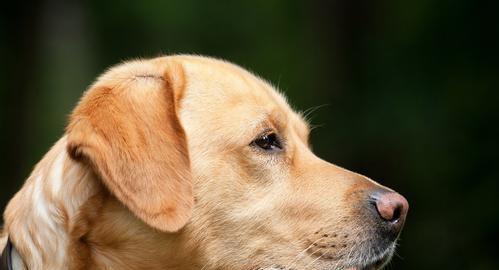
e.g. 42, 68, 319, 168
370, 190, 409, 234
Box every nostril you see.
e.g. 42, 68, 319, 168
390, 203, 402, 222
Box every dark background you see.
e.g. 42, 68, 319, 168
1, 0, 498, 269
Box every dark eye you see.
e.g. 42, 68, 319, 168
251, 132, 283, 152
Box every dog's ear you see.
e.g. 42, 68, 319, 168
66, 59, 193, 232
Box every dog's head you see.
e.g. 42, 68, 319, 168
66, 55, 408, 270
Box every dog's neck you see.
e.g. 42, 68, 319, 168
3, 137, 201, 270
3, 137, 95, 268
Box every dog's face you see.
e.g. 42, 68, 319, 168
178, 57, 408, 270
67, 55, 408, 270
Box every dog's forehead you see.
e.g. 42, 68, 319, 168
181, 57, 277, 98
180, 56, 292, 116
177, 56, 309, 144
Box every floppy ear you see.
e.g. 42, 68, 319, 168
66, 59, 193, 232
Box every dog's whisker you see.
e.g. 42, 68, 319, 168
283, 237, 325, 270
301, 104, 329, 122
303, 250, 326, 270
309, 123, 325, 132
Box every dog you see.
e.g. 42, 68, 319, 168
1, 55, 408, 270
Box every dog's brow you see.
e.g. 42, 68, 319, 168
244, 110, 286, 143
269, 109, 287, 132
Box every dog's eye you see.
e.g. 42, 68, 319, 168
251, 132, 283, 152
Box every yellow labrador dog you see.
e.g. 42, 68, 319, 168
0, 55, 408, 270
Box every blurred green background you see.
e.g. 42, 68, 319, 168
1, 0, 498, 269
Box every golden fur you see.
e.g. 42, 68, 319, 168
1, 55, 404, 270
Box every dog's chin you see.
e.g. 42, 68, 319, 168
257, 243, 395, 270
345, 253, 392, 270
343, 244, 395, 270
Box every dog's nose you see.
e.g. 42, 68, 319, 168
371, 190, 409, 231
